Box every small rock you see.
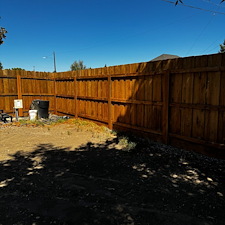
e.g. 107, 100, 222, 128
207, 177, 213, 182
217, 192, 224, 197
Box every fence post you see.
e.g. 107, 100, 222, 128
74, 75, 78, 118
162, 70, 170, 144
108, 75, 112, 129
16, 73, 23, 117
53, 73, 57, 114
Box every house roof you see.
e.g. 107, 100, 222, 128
150, 54, 180, 62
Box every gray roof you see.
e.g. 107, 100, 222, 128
150, 54, 180, 62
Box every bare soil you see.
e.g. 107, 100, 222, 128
0, 123, 112, 161
0, 121, 225, 225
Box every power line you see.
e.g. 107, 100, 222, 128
200, 0, 225, 8
207, 44, 221, 52
161, 0, 225, 15
52, 13, 198, 57
185, 13, 216, 56
202, 40, 219, 53
180, 0, 223, 55
201, 36, 225, 54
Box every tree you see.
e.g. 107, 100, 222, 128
11, 68, 25, 70
219, 40, 225, 53
70, 60, 87, 71
0, 62, 3, 70
0, 27, 7, 45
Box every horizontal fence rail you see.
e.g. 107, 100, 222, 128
0, 53, 225, 158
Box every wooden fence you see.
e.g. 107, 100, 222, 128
0, 70, 55, 115
1, 53, 225, 157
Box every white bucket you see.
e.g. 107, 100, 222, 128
29, 110, 38, 121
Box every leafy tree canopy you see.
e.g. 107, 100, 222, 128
220, 40, 225, 53
70, 60, 87, 71
0, 65, 25, 70
10, 68, 25, 70
0, 27, 7, 45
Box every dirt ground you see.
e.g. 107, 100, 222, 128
0, 120, 225, 225
0, 123, 113, 161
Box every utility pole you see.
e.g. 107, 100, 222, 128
53, 51, 57, 72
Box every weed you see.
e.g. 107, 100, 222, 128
17, 119, 28, 125
51, 118, 67, 125
111, 130, 117, 136
16, 119, 45, 127
73, 119, 90, 127
33, 120, 45, 126
72, 119, 113, 135
118, 136, 137, 152
15, 116, 69, 127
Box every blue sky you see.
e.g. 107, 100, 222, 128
0, 0, 225, 72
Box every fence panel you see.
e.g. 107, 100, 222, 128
1, 53, 225, 157
56, 97, 75, 116
55, 78, 75, 115
169, 70, 224, 146
0, 70, 55, 115
0, 70, 18, 113
168, 54, 225, 156
77, 77, 108, 124
111, 73, 163, 136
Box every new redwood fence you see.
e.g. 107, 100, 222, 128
1, 53, 225, 157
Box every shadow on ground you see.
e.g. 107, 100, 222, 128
0, 137, 225, 225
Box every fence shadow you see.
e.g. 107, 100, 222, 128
0, 137, 225, 224
114, 59, 169, 142
114, 55, 225, 159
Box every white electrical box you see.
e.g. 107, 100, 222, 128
14, 99, 23, 109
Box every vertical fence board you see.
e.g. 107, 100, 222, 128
131, 104, 137, 126
16, 74, 23, 116
221, 72, 225, 107
204, 110, 218, 142
170, 107, 181, 134
144, 105, 152, 129
162, 72, 170, 144
74, 77, 77, 118
181, 73, 194, 104
193, 72, 207, 104
192, 109, 205, 139
218, 112, 225, 144
145, 76, 153, 101
180, 108, 193, 137
206, 72, 220, 105
170, 73, 182, 103
153, 75, 162, 102
108, 76, 112, 129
